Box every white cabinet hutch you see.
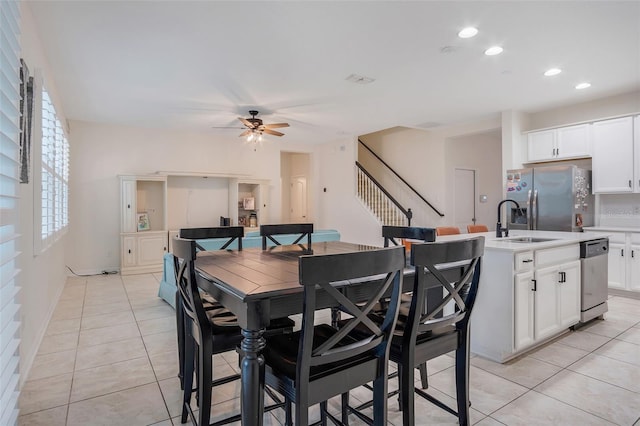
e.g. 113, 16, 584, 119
119, 175, 168, 275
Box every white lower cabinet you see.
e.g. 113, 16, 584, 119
606, 231, 640, 293
514, 271, 535, 350
121, 231, 168, 275
514, 259, 580, 351
472, 243, 581, 362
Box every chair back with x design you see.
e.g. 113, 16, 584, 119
260, 223, 313, 250
382, 225, 436, 247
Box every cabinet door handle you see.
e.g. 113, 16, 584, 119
552, 148, 556, 156
127, 204, 131, 209
622, 249, 624, 257
128, 249, 131, 254
531, 279, 537, 291
632, 250, 635, 258
556, 147, 559, 156
629, 180, 632, 188
523, 259, 533, 263
558, 271, 566, 283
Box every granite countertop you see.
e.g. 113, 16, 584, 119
435, 230, 611, 252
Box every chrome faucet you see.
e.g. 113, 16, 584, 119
496, 199, 521, 238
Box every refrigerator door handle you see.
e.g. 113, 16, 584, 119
532, 189, 538, 230
527, 189, 532, 230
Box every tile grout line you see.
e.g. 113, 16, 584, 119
125, 274, 175, 425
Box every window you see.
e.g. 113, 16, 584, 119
0, 1, 22, 423
37, 87, 69, 250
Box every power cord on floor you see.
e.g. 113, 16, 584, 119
66, 265, 119, 276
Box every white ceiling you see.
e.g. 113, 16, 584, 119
27, 1, 640, 144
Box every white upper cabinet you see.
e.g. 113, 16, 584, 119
527, 124, 590, 163
635, 116, 640, 192
592, 116, 634, 193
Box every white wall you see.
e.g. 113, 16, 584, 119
18, 4, 70, 384
526, 90, 640, 131
66, 121, 317, 273
444, 130, 503, 230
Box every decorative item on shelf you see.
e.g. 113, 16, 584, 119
249, 211, 258, 228
238, 216, 247, 226
243, 197, 255, 210
137, 212, 150, 231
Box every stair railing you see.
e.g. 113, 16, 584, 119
356, 162, 412, 226
358, 139, 444, 217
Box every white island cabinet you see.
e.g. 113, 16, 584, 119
437, 231, 606, 363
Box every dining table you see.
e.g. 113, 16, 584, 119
193, 240, 459, 426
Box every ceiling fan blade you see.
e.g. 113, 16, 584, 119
211, 126, 245, 129
263, 123, 290, 129
263, 129, 285, 137
239, 130, 251, 137
238, 117, 254, 128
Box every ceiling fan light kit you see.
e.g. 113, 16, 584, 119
234, 110, 289, 150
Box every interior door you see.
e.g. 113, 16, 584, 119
289, 176, 308, 222
454, 168, 476, 232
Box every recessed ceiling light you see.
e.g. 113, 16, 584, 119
484, 46, 503, 56
458, 27, 478, 38
544, 68, 562, 76
575, 82, 591, 90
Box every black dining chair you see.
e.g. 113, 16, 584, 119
382, 225, 436, 247
345, 237, 484, 426
381, 225, 436, 389
179, 226, 244, 251
263, 246, 406, 426
173, 234, 294, 426
260, 223, 313, 250
175, 226, 245, 390
393, 237, 484, 426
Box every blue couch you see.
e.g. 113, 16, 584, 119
158, 229, 341, 308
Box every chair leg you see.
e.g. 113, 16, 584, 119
285, 397, 293, 426
181, 327, 195, 423
197, 338, 213, 426
418, 362, 429, 389
455, 331, 471, 426
372, 369, 389, 426
341, 392, 350, 425
176, 292, 185, 390
400, 355, 415, 426
320, 401, 328, 426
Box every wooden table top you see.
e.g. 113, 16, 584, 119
195, 241, 387, 302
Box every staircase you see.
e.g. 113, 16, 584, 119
356, 166, 411, 226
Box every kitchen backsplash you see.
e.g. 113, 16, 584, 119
598, 194, 640, 227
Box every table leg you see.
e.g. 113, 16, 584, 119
240, 327, 266, 426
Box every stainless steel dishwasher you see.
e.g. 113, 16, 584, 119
579, 238, 609, 323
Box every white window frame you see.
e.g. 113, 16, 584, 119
33, 79, 69, 254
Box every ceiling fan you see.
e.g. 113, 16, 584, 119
237, 110, 289, 139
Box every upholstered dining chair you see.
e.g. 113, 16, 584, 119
435, 226, 461, 236
467, 224, 489, 233
263, 246, 406, 426
260, 223, 313, 250
173, 234, 294, 426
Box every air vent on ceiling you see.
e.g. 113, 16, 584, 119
346, 74, 376, 84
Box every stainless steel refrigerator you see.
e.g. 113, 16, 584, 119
505, 165, 594, 232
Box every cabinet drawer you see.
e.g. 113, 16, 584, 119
608, 232, 626, 244
515, 251, 535, 272
535, 245, 579, 267
630, 232, 640, 244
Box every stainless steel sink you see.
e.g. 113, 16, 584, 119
499, 237, 558, 243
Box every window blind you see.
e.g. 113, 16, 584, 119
0, 1, 22, 424
38, 88, 68, 250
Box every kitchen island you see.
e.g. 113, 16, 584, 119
435, 230, 609, 363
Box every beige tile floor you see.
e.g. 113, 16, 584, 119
18, 273, 640, 425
